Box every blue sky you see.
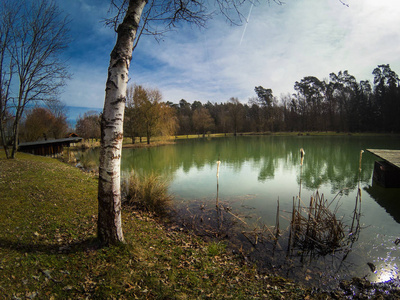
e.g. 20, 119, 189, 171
56, 0, 400, 109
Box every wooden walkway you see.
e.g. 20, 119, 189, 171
18, 137, 82, 157
366, 149, 400, 169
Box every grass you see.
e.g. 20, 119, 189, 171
0, 151, 319, 299
123, 172, 172, 216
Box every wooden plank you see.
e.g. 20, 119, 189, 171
366, 149, 400, 169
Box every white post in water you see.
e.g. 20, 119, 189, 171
357, 150, 364, 200
300, 148, 305, 166
299, 148, 305, 198
359, 150, 364, 173
216, 158, 221, 206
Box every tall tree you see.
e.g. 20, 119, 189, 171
254, 86, 274, 108
294, 76, 325, 131
76, 111, 101, 140
328, 71, 358, 132
141, 87, 163, 144
46, 101, 70, 139
358, 80, 374, 131
227, 97, 244, 136
177, 99, 192, 135
124, 84, 176, 144
0, 1, 17, 156
254, 86, 275, 131
98, 1, 146, 244
98, 0, 283, 245
158, 102, 178, 138
124, 84, 145, 143
0, 0, 70, 158
373, 64, 400, 131
192, 107, 215, 137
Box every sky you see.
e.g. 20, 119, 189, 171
56, 0, 400, 109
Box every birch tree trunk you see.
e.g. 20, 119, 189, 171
97, 0, 147, 245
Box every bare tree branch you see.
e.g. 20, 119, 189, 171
105, 0, 285, 53
0, 0, 70, 158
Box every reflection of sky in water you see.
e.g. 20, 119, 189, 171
363, 234, 399, 283
117, 136, 400, 284
171, 160, 301, 209
166, 140, 400, 283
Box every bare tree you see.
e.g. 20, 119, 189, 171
227, 97, 244, 136
76, 111, 101, 140
192, 107, 215, 137
0, 1, 18, 156
124, 84, 142, 143
98, 0, 284, 245
98, 0, 147, 245
0, 0, 70, 158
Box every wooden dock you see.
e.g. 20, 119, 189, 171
367, 149, 400, 188
18, 137, 82, 157
366, 149, 400, 169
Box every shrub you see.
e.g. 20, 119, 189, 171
124, 172, 172, 215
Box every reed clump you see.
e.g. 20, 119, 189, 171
124, 172, 172, 215
78, 139, 100, 149
289, 191, 345, 256
76, 151, 98, 172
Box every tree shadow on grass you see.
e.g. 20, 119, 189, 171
0, 236, 104, 255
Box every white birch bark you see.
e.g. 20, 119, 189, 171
98, 0, 147, 245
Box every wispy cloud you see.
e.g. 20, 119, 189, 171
59, 0, 400, 107
60, 63, 107, 108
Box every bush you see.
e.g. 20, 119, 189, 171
123, 172, 172, 215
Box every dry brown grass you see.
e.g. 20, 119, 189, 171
123, 172, 173, 215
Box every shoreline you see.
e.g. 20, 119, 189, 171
1, 150, 400, 298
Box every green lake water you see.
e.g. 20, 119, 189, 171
89, 135, 400, 288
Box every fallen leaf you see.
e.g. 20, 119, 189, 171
41, 269, 52, 279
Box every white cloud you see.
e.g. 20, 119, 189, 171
60, 64, 107, 108
60, 0, 400, 107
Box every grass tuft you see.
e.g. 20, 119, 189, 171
123, 172, 172, 216
207, 241, 226, 256
288, 192, 346, 256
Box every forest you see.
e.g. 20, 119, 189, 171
13, 63, 400, 144
124, 64, 400, 140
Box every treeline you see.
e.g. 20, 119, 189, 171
16, 103, 102, 143
17, 101, 70, 143
166, 64, 400, 135
15, 64, 400, 145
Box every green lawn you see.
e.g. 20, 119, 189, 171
0, 151, 323, 299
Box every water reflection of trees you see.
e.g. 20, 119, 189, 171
298, 138, 373, 193
120, 136, 376, 195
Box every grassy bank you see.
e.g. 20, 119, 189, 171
78, 132, 398, 151
0, 151, 319, 299
124, 131, 399, 147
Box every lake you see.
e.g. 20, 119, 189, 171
89, 135, 400, 289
